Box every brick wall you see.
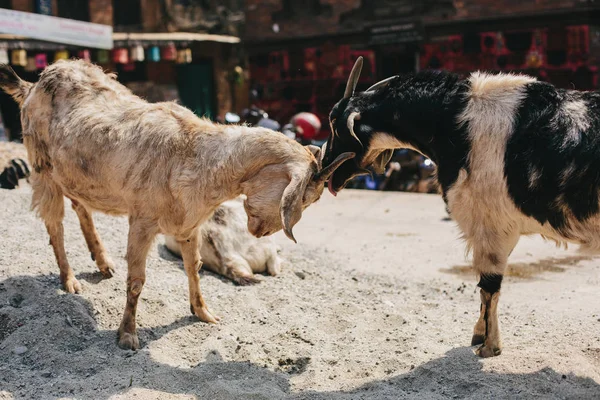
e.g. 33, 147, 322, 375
11, 0, 33, 12
89, 0, 112, 25
244, 0, 359, 41
245, 0, 585, 42
444, 0, 582, 21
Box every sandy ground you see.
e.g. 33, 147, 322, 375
1, 186, 600, 399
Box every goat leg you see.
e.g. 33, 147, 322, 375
71, 199, 115, 278
118, 218, 158, 350
178, 233, 220, 323
46, 219, 81, 294
475, 288, 502, 358
471, 233, 517, 358
34, 178, 81, 294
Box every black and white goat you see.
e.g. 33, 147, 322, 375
322, 57, 600, 357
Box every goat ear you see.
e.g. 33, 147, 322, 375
372, 150, 394, 174
305, 145, 322, 169
280, 168, 310, 243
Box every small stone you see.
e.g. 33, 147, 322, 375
562, 374, 567, 379
13, 346, 28, 355
295, 271, 306, 280
41, 371, 52, 378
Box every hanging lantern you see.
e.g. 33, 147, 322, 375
35, 53, 48, 69
96, 49, 109, 64
54, 50, 69, 62
78, 49, 91, 62
175, 48, 191, 64
25, 57, 37, 72
112, 48, 129, 64
176, 49, 186, 64
11, 50, 27, 66
148, 46, 161, 62
161, 44, 176, 61
130, 45, 145, 62
183, 48, 192, 63
0, 49, 8, 65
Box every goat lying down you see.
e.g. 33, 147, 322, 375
0, 141, 30, 189
164, 196, 282, 285
0, 60, 352, 350
323, 57, 600, 357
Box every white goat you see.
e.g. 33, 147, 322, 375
164, 196, 282, 285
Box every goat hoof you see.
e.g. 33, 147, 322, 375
233, 274, 261, 286
471, 334, 485, 346
118, 331, 139, 350
99, 261, 115, 278
63, 277, 82, 294
475, 345, 501, 358
191, 304, 220, 324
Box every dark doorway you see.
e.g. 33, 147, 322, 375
176, 61, 215, 120
113, 0, 142, 31
379, 46, 417, 78
57, 0, 90, 21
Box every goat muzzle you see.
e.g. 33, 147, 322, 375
314, 152, 356, 183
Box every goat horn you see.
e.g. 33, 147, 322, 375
315, 152, 356, 181
365, 75, 398, 92
347, 112, 363, 146
344, 57, 363, 99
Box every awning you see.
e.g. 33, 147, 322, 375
112, 32, 240, 46
0, 32, 240, 51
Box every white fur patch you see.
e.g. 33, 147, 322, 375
447, 72, 535, 274
560, 99, 589, 147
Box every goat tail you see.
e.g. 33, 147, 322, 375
0, 64, 33, 107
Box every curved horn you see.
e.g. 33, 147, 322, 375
280, 172, 310, 244
314, 152, 356, 181
347, 112, 363, 146
365, 75, 398, 93
344, 57, 363, 98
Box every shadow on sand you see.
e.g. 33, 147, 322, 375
1, 274, 598, 399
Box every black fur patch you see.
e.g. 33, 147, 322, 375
212, 208, 227, 225
478, 274, 503, 294
506, 82, 600, 235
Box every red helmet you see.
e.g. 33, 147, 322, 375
290, 112, 321, 140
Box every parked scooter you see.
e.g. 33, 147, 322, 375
283, 112, 326, 147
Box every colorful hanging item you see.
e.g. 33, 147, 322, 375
11, 50, 27, 66
0, 49, 8, 65
54, 50, 69, 62
35, 53, 48, 69
148, 46, 161, 62
176, 49, 192, 64
161, 44, 177, 61
182, 48, 192, 63
25, 57, 37, 72
78, 49, 91, 62
131, 45, 145, 62
112, 48, 129, 64
96, 49, 109, 64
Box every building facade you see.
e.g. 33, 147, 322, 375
0, 0, 246, 141
244, 0, 600, 140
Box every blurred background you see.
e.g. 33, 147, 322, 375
0, 0, 599, 192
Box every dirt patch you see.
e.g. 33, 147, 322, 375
441, 255, 591, 279
277, 357, 311, 374
385, 233, 416, 238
